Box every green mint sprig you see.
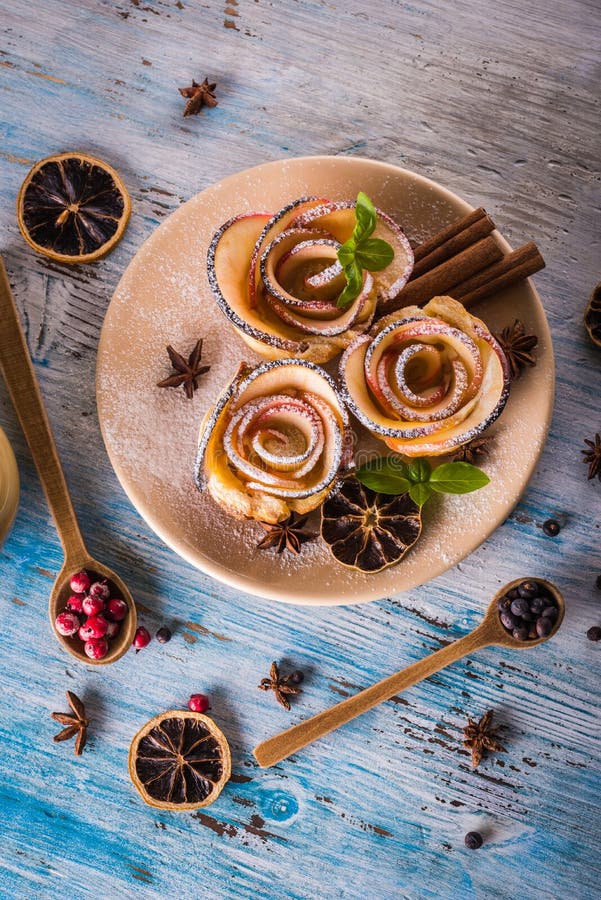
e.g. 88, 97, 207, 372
355, 456, 490, 507
336, 192, 394, 309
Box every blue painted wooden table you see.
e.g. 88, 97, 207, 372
0, 1, 599, 898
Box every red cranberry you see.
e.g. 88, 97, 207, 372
55, 611, 81, 637
70, 571, 90, 594
85, 614, 108, 638
105, 619, 120, 639
82, 595, 105, 617
106, 597, 128, 621
84, 638, 108, 660
133, 626, 151, 651
66, 594, 84, 613
188, 694, 210, 713
89, 580, 110, 600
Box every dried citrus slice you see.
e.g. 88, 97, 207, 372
321, 477, 422, 572
584, 282, 601, 348
17, 152, 131, 264
128, 710, 231, 810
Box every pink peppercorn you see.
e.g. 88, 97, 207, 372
55, 611, 81, 637
84, 638, 108, 660
133, 626, 151, 651
82, 595, 105, 617
188, 694, 210, 713
69, 571, 90, 594
106, 597, 128, 621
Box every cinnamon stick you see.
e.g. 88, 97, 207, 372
410, 213, 495, 280
381, 235, 504, 313
413, 207, 488, 263
451, 242, 545, 307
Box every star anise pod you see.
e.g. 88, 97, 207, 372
51, 691, 88, 756
452, 436, 493, 464
463, 709, 506, 768
256, 513, 317, 555
258, 661, 303, 711
178, 78, 218, 117
157, 338, 210, 399
582, 433, 601, 481
494, 319, 538, 380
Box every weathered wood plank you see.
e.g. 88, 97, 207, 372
0, 0, 599, 897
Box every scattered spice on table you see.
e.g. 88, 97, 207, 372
463, 709, 505, 768
256, 513, 317, 556
156, 626, 172, 644
258, 661, 304, 710
581, 433, 601, 481
587, 626, 601, 642
452, 436, 492, 464
188, 693, 210, 713
179, 77, 218, 116
494, 319, 538, 380
51, 691, 88, 756
133, 626, 151, 651
464, 831, 483, 850
542, 518, 561, 537
157, 338, 211, 399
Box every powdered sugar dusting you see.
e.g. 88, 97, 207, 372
96, 157, 554, 605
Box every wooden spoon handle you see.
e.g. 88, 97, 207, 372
0, 255, 86, 562
254, 624, 492, 768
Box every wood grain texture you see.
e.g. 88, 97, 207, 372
0, 0, 599, 898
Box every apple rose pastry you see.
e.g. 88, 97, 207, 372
341, 296, 510, 457
195, 359, 352, 523
207, 195, 413, 364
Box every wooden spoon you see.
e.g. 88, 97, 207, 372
0, 255, 137, 664
254, 578, 564, 767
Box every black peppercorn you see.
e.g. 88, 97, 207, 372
596, 575, 601, 591
156, 626, 172, 644
587, 626, 601, 642
542, 519, 560, 537
464, 831, 483, 850
289, 670, 305, 685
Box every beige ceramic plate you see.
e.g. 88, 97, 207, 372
96, 156, 554, 606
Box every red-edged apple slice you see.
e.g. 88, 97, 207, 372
292, 200, 414, 302
208, 212, 313, 355
276, 240, 347, 306
195, 359, 351, 522
340, 297, 510, 457
248, 197, 329, 306
261, 230, 375, 336
264, 273, 374, 336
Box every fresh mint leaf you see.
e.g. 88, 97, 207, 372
336, 192, 394, 307
355, 457, 410, 494
407, 458, 432, 484
356, 471, 411, 495
355, 238, 395, 272
337, 259, 363, 308
409, 482, 433, 507
429, 461, 490, 494
337, 240, 356, 268
354, 191, 377, 238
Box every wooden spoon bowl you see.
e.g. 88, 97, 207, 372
49, 557, 137, 665
478, 577, 564, 649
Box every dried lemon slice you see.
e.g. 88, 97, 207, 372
128, 710, 231, 810
17, 152, 131, 264
584, 282, 601, 348
321, 477, 422, 572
